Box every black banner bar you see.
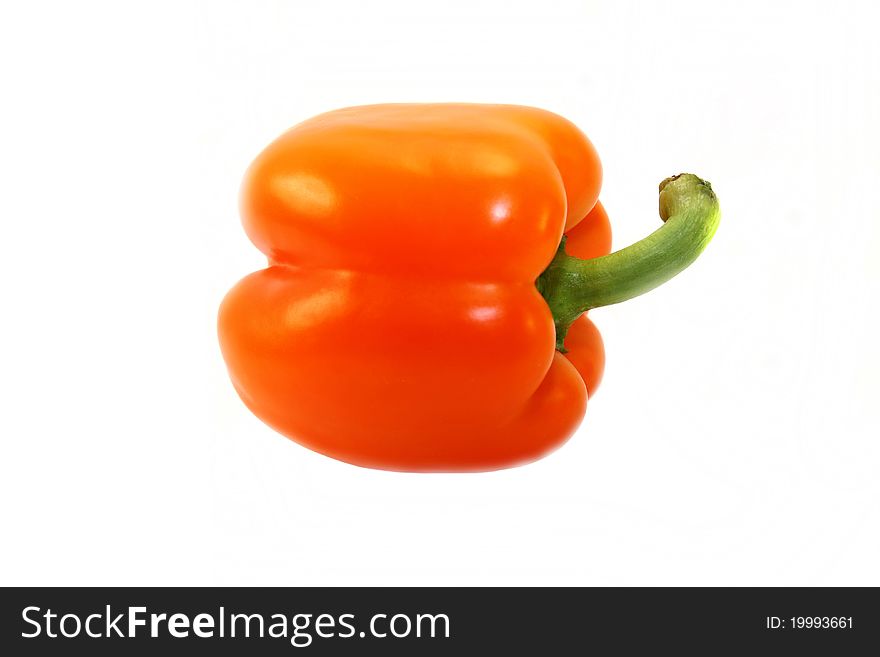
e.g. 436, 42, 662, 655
2, 587, 877, 654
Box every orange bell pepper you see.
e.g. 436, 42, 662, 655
218, 104, 720, 471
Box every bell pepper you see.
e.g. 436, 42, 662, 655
218, 104, 720, 472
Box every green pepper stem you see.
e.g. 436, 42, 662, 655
536, 173, 721, 351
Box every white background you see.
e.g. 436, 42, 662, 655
1, 0, 878, 586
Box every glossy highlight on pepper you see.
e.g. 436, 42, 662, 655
218, 104, 720, 472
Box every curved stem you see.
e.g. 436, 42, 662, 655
536, 173, 720, 351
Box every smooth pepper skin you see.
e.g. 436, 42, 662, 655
219, 104, 611, 471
